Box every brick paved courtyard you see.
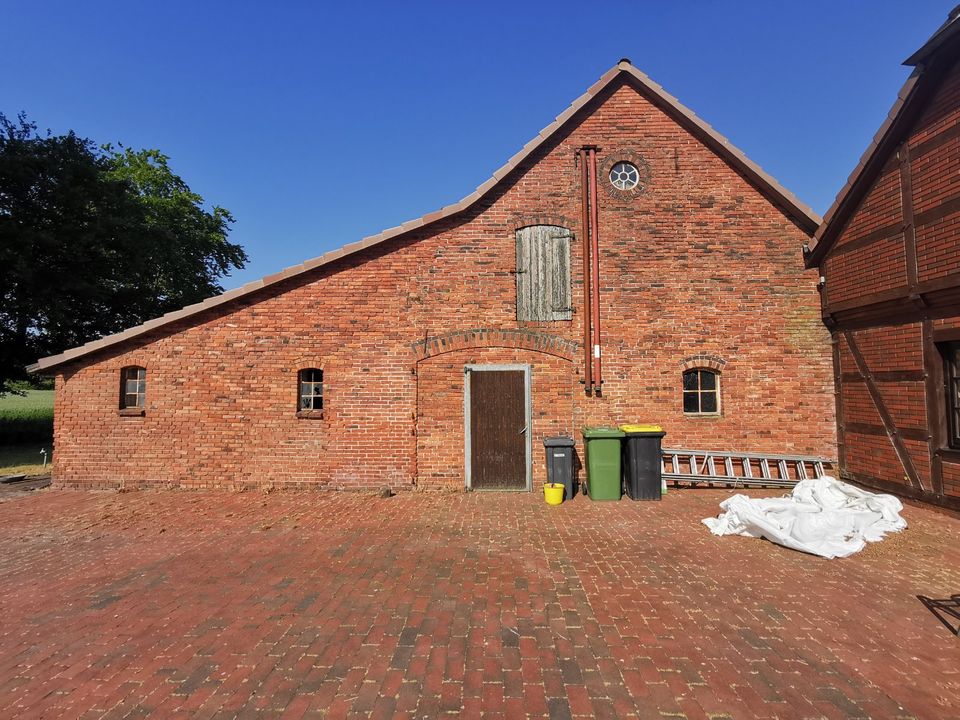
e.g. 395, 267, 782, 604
1, 487, 958, 719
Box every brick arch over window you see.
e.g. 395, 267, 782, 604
679, 354, 727, 373
412, 328, 577, 363
291, 356, 326, 373
510, 214, 577, 233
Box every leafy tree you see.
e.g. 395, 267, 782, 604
0, 113, 247, 394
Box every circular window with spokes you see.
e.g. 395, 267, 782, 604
609, 161, 640, 190
600, 152, 650, 198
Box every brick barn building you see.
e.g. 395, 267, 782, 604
806, 11, 960, 511
30, 60, 835, 491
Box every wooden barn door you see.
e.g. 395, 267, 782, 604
466, 366, 530, 490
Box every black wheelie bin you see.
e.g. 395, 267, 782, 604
543, 436, 576, 499
619, 424, 666, 500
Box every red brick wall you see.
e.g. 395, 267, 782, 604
844, 433, 909, 490
825, 236, 905, 305
944, 461, 960, 498
416, 348, 574, 488
53, 78, 835, 490
837, 323, 933, 493
833, 168, 901, 249
823, 56, 960, 506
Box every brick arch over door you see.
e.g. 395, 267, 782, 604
411, 328, 578, 363
413, 344, 575, 489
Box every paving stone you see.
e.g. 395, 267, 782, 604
0, 488, 957, 718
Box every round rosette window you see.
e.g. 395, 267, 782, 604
609, 161, 640, 190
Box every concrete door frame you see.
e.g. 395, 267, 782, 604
463, 364, 532, 491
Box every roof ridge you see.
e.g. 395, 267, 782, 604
29, 60, 819, 373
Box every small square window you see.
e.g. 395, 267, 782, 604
298, 368, 323, 413
119, 366, 146, 409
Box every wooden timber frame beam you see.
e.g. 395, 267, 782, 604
898, 142, 918, 289
898, 142, 924, 306
832, 333, 847, 470
843, 330, 924, 491
900, 142, 947, 497
922, 319, 947, 496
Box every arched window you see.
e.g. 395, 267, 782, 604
682, 368, 719, 415
298, 368, 323, 413
119, 366, 146, 410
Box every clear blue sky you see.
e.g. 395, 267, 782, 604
2, 1, 952, 288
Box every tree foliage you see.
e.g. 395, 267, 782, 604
0, 113, 247, 394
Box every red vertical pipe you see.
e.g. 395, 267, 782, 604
579, 150, 592, 394
588, 148, 603, 392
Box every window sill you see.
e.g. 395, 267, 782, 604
296, 410, 324, 420
936, 447, 960, 464
683, 412, 722, 418
119, 408, 145, 417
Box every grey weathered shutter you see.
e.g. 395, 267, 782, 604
516, 225, 572, 321
549, 230, 572, 320
516, 227, 535, 321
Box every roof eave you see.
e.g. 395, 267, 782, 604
904, 8, 960, 66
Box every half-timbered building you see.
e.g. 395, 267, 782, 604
807, 10, 960, 510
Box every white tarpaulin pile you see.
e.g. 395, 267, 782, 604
702, 476, 907, 559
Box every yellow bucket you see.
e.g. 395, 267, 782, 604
544, 483, 565, 505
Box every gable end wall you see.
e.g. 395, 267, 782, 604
53, 81, 835, 490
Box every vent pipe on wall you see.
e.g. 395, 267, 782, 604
587, 146, 603, 395
578, 146, 603, 396
579, 149, 593, 395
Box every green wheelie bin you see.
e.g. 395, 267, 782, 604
581, 426, 625, 500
